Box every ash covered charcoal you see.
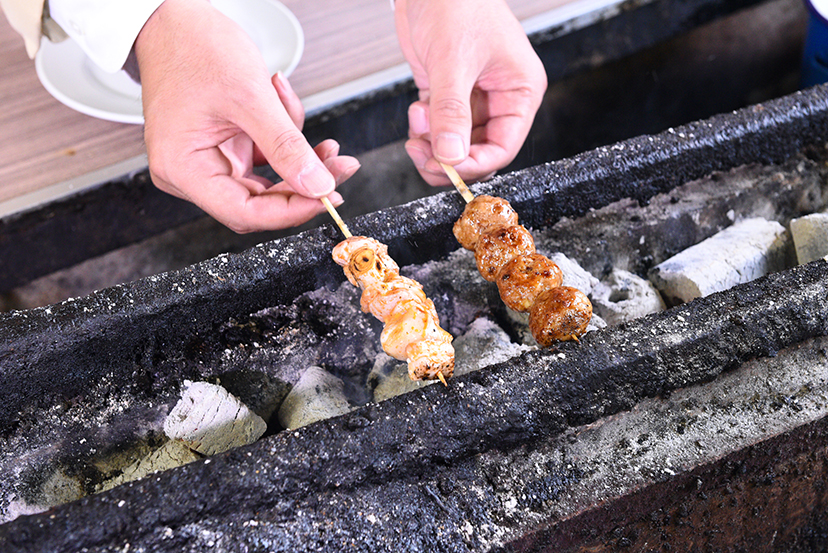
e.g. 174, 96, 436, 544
163, 381, 267, 456
369, 353, 436, 402
369, 317, 532, 401
452, 317, 534, 376
277, 366, 354, 429
591, 269, 665, 325
531, 154, 828, 280
401, 248, 504, 337
214, 283, 383, 388
98, 440, 199, 492
648, 217, 791, 304
790, 211, 828, 264
546, 251, 600, 295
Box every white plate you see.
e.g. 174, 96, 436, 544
35, 0, 304, 124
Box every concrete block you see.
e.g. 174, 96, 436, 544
648, 218, 789, 303
790, 212, 828, 264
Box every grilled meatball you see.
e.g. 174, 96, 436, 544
474, 225, 535, 282
453, 195, 519, 250
496, 253, 563, 312
529, 286, 592, 346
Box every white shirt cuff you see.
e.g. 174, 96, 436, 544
48, 0, 167, 73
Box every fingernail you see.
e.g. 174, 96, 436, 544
405, 144, 428, 169
296, 163, 335, 197
435, 133, 466, 163
329, 192, 344, 207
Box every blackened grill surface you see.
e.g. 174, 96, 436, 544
1, 260, 827, 552
2, 85, 828, 438
2, 85, 828, 551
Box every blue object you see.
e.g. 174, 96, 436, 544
802, 0, 828, 87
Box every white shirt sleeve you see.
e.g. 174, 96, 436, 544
48, 0, 167, 73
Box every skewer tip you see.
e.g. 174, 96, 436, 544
437, 371, 448, 387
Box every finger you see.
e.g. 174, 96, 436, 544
405, 137, 451, 187
239, 91, 336, 200
314, 139, 341, 161
425, 64, 474, 165
323, 154, 361, 186
201, 174, 341, 233
251, 72, 307, 167
408, 101, 430, 139
272, 71, 305, 130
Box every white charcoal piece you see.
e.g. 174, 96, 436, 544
164, 381, 267, 456
99, 440, 200, 492
546, 252, 600, 296
648, 218, 790, 304
790, 212, 828, 265
369, 353, 435, 403
277, 367, 353, 430
451, 317, 533, 377
591, 269, 666, 326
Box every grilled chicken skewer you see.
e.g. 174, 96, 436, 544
333, 236, 454, 384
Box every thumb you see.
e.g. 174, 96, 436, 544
427, 69, 473, 165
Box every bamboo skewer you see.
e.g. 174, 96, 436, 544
321, 196, 352, 238
439, 162, 474, 203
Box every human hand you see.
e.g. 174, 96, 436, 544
134, 0, 360, 233
394, 0, 547, 186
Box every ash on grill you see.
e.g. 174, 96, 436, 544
2, 147, 827, 522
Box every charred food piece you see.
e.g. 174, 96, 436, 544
332, 236, 455, 382
497, 253, 564, 312
453, 195, 520, 250
529, 286, 593, 346
475, 224, 536, 282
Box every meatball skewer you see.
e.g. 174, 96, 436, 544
440, 163, 592, 346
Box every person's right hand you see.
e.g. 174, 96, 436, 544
134, 0, 360, 233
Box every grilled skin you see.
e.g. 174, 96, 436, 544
333, 236, 455, 381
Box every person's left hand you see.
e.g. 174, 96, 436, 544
394, 0, 547, 186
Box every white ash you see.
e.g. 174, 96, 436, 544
164, 381, 267, 456
790, 212, 828, 265
648, 217, 790, 303
591, 269, 666, 325
277, 366, 354, 430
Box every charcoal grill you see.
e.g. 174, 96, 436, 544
2, 81, 828, 551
